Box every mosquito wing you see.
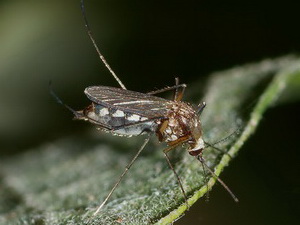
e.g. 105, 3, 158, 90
84, 86, 171, 117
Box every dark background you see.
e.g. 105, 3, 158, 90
0, 0, 299, 224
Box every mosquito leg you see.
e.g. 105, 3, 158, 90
174, 77, 186, 102
163, 146, 189, 209
147, 83, 186, 95
196, 155, 239, 202
49, 81, 84, 119
173, 77, 180, 101
93, 135, 151, 215
80, 0, 126, 89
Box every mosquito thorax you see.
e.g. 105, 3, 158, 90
158, 101, 203, 150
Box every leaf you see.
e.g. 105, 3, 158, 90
1, 55, 300, 225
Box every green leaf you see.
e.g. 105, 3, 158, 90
1, 55, 300, 225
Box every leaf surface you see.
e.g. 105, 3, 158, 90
1, 55, 300, 225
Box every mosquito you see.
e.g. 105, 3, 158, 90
51, 0, 238, 216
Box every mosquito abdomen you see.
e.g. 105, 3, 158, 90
83, 103, 158, 136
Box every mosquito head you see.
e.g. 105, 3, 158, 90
185, 101, 207, 156
188, 136, 205, 156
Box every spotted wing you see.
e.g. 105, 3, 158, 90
84, 86, 171, 118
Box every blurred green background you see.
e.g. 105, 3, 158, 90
0, 0, 299, 224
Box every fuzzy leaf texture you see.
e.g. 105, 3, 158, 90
1, 55, 300, 225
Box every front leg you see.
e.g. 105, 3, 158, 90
162, 137, 191, 209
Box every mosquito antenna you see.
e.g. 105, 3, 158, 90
80, 0, 126, 90
204, 141, 232, 159
49, 81, 83, 119
196, 155, 239, 202
203, 125, 243, 158
211, 126, 242, 146
94, 135, 151, 215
